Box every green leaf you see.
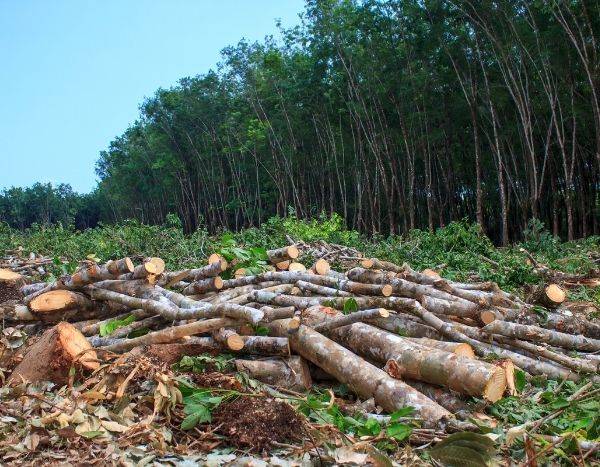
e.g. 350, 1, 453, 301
254, 326, 270, 336
432, 432, 496, 457
358, 418, 382, 436
514, 369, 527, 392
343, 297, 358, 314
390, 407, 415, 421
550, 397, 570, 410
430, 445, 489, 467
181, 412, 202, 430
80, 430, 104, 439
386, 422, 412, 441
100, 314, 135, 336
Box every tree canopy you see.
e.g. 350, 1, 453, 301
3, 0, 599, 243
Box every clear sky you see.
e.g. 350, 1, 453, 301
0, 0, 304, 193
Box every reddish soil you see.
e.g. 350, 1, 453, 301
213, 396, 302, 452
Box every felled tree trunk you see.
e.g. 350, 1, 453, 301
8, 322, 99, 385
264, 319, 452, 426
528, 284, 567, 308
235, 356, 312, 391
100, 318, 239, 352
366, 315, 442, 339
267, 245, 299, 264
360, 258, 404, 273
212, 328, 245, 351
327, 321, 506, 402
0, 268, 25, 286
28, 290, 96, 323
403, 380, 472, 420
501, 307, 600, 339
406, 337, 475, 358
127, 335, 290, 365
482, 320, 600, 352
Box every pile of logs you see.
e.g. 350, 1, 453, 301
0, 249, 57, 280
1, 245, 599, 430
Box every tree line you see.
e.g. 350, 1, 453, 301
2, 0, 599, 243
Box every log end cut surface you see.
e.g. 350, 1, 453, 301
30, 290, 80, 313
0, 268, 23, 282
482, 365, 507, 402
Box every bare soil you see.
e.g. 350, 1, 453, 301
0, 281, 22, 302
213, 396, 303, 452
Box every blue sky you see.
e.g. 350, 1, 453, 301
0, 0, 304, 192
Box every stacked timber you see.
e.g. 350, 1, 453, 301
2, 245, 598, 432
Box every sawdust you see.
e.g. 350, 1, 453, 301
213, 396, 303, 452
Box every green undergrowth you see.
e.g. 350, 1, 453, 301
1, 214, 597, 295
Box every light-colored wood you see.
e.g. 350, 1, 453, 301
288, 262, 306, 272
0, 268, 24, 282
312, 259, 331, 275
8, 322, 99, 385
235, 356, 311, 391
213, 328, 245, 351
208, 253, 223, 264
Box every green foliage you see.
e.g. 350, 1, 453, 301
0, 217, 597, 296
213, 233, 268, 276
488, 378, 600, 463
99, 314, 135, 336
180, 389, 224, 430
297, 391, 413, 446
429, 432, 497, 467
342, 297, 358, 315
173, 354, 234, 374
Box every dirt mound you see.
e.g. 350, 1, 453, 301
0, 281, 22, 303
213, 396, 302, 452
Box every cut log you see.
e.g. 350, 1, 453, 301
8, 322, 99, 385
403, 380, 472, 420
208, 253, 224, 264
264, 319, 452, 426
414, 309, 581, 382
234, 268, 246, 278
101, 317, 239, 352
182, 276, 224, 295
235, 356, 311, 391
29, 290, 93, 313
312, 259, 331, 275
105, 257, 135, 275
528, 284, 567, 308
366, 315, 443, 339
325, 320, 506, 401
501, 307, 600, 339
0, 268, 24, 283
275, 260, 290, 270
406, 338, 475, 358
295, 280, 352, 297
288, 262, 306, 272
28, 290, 96, 323
312, 308, 390, 333
261, 306, 297, 322
360, 258, 404, 273
482, 319, 600, 352
213, 328, 245, 351
267, 245, 299, 264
